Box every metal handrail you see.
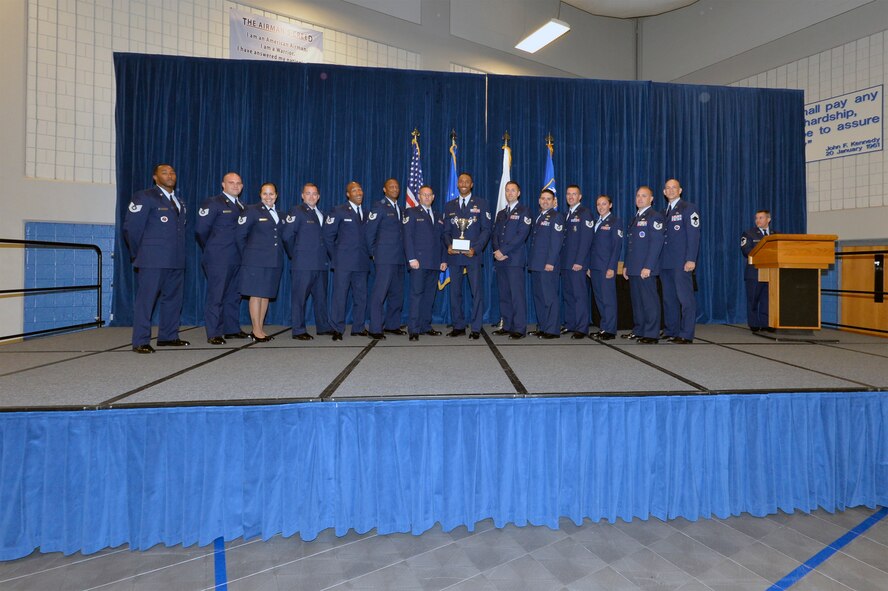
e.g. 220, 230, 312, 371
0, 238, 104, 340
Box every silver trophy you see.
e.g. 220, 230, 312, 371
452, 217, 474, 252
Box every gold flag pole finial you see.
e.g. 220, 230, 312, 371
545, 132, 554, 152
412, 128, 420, 141
502, 131, 510, 148
450, 129, 457, 145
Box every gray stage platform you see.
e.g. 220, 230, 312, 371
0, 324, 886, 410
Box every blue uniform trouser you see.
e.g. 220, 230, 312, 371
331, 269, 368, 334
661, 268, 696, 339
132, 267, 184, 347
496, 266, 526, 334
369, 263, 405, 333
449, 264, 483, 332
202, 262, 241, 338
629, 274, 660, 339
291, 269, 331, 335
531, 269, 560, 335
745, 277, 769, 328
408, 268, 438, 335
561, 267, 589, 333
590, 268, 618, 334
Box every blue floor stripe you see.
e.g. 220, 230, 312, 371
767, 506, 888, 590
213, 537, 228, 590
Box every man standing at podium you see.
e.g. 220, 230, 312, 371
740, 210, 773, 332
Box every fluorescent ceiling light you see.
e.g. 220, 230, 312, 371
515, 18, 571, 53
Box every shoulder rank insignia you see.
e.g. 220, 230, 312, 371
368, 212, 377, 221
555, 223, 563, 232
690, 212, 700, 228
238, 216, 247, 225
653, 221, 663, 230
286, 215, 295, 223
128, 202, 142, 213
585, 220, 594, 228
326, 216, 335, 224
198, 208, 209, 217
740, 236, 747, 246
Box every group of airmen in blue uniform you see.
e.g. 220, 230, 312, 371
124, 163, 723, 352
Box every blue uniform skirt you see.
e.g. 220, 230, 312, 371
239, 265, 282, 298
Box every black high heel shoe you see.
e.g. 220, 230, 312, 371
249, 332, 274, 343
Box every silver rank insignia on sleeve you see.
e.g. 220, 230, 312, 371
198, 208, 209, 217
486, 211, 491, 220
740, 236, 747, 246
368, 212, 377, 221
402, 216, 409, 224
585, 220, 594, 228
617, 229, 624, 237
555, 223, 563, 232
326, 216, 335, 224
286, 215, 295, 223
690, 212, 700, 227
128, 202, 142, 213
523, 217, 531, 225
238, 216, 247, 225
653, 221, 663, 230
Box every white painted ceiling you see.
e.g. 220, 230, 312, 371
565, 0, 700, 18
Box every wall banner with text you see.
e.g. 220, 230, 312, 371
229, 9, 323, 63
805, 85, 882, 163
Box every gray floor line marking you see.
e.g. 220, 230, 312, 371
319, 339, 380, 399
594, 339, 710, 392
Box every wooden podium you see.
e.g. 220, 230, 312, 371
748, 234, 837, 330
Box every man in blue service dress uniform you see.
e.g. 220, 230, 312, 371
195, 172, 248, 345
660, 179, 701, 344
442, 173, 492, 340
403, 185, 448, 340
622, 185, 665, 344
283, 182, 332, 340
528, 189, 565, 339
365, 178, 406, 340
588, 194, 624, 340
560, 185, 595, 339
323, 181, 372, 341
123, 163, 189, 353
492, 181, 531, 339
741, 209, 774, 332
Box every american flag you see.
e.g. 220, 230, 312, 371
405, 134, 423, 208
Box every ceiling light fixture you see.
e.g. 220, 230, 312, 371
515, 18, 571, 53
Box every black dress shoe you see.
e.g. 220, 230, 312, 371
292, 333, 314, 341
384, 328, 406, 335
560, 327, 570, 335
571, 332, 586, 340
638, 337, 659, 344
621, 332, 638, 340
529, 330, 541, 337
408, 334, 419, 341
509, 332, 526, 339
663, 336, 677, 343
224, 331, 250, 339
447, 328, 466, 337
352, 329, 370, 337
316, 330, 334, 336
249, 333, 273, 343
595, 332, 616, 341
425, 329, 442, 336
492, 329, 510, 336
207, 336, 226, 345
368, 332, 386, 340
332, 332, 343, 341
539, 333, 560, 340
469, 331, 480, 340
133, 344, 155, 354
157, 339, 190, 346
671, 337, 693, 344
750, 327, 761, 332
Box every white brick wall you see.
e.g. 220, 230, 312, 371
26, 0, 422, 183
732, 31, 886, 213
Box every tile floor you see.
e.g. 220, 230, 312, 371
2, 506, 886, 590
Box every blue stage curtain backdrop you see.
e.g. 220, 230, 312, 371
112, 53, 486, 327
1, 393, 886, 560
485, 76, 806, 324
112, 54, 805, 327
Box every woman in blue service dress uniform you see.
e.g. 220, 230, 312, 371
237, 182, 284, 342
